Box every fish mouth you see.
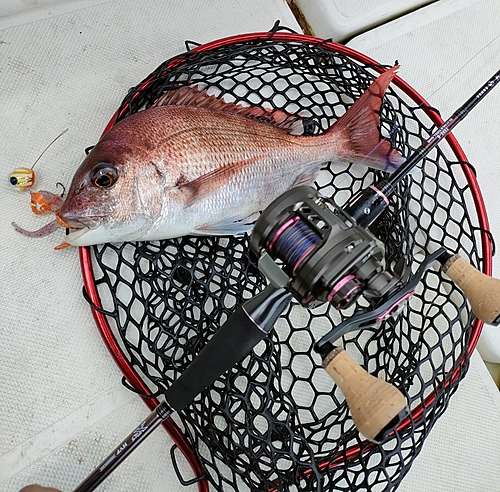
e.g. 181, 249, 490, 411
61, 215, 106, 246
65, 227, 92, 245
58, 212, 104, 230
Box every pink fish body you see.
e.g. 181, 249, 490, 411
60, 67, 404, 246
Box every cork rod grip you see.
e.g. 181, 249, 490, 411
323, 347, 407, 442
442, 254, 500, 325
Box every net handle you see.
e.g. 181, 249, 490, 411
78, 30, 492, 483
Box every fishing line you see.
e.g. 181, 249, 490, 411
30, 128, 69, 170
425, 31, 500, 102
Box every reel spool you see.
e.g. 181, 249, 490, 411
80, 27, 493, 492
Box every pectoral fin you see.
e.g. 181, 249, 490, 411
178, 157, 258, 205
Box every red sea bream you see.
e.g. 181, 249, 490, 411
59, 67, 404, 246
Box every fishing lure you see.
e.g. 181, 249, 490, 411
30, 186, 66, 215
8, 128, 68, 191
12, 189, 73, 250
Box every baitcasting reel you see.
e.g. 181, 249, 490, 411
250, 180, 500, 442
251, 185, 408, 312
250, 185, 442, 442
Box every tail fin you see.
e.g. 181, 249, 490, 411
329, 66, 405, 172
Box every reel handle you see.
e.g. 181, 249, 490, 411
322, 347, 407, 442
442, 254, 500, 325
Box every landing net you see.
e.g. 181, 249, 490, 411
80, 26, 492, 491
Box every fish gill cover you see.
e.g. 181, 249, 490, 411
82, 26, 489, 492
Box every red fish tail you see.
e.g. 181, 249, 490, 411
328, 66, 405, 172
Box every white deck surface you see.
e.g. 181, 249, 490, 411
294, 0, 433, 42
1, 0, 499, 490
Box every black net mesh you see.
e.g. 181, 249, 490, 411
84, 29, 488, 491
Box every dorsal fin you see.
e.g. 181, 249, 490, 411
153, 85, 304, 134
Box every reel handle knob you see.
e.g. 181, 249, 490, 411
442, 254, 500, 325
322, 347, 407, 442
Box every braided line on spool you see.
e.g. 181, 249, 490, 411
270, 216, 321, 274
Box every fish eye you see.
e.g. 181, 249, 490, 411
90, 163, 118, 189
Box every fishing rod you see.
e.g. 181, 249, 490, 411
73, 68, 500, 491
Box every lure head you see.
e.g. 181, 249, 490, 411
9, 167, 35, 191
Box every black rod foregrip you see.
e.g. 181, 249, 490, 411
72, 286, 291, 491
165, 285, 292, 412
